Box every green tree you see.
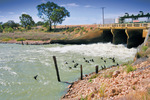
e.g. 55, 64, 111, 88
26, 25, 31, 30
19, 14, 35, 28
36, 21, 44, 26
0, 25, 3, 33
37, 1, 70, 31
8, 27, 14, 33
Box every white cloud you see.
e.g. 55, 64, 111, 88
8, 12, 14, 14
41, 0, 46, 3
21, 12, 27, 14
84, 5, 92, 8
61, 3, 79, 7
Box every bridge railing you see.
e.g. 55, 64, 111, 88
99, 23, 150, 28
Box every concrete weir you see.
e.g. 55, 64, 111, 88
125, 29, 144, 48
111, 29, 127, 44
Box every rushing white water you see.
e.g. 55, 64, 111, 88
0, 43, 137, 100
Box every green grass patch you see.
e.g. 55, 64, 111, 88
2, 38, 12, 41
89, 74, 98, 80
126, 64, 136, 73
142, 46, 148, 52
16, 38, 26, 41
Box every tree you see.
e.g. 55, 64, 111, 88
36, 21, 45, 26
19, 14, 35, 28
37, 1, 70, 31
2, 20, 19, 29
139, 11, 144, 16
0, 25, 3, 33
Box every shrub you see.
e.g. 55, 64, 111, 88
126, 65, 136, 73
8, 27, 14, 33
26, 25, 31, 30
4, 27, 8, 32
0, 25, 3, 33
2, 38, 12, 41
90, 74, 98, 80
90, 27, 93, 30
66, 27, 75, 32
142, 46, 148, 52
16, 38, 26, 41
135, 52, 142, 58
99, 83, 106, 97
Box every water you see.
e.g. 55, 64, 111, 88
0, 43, 137, 100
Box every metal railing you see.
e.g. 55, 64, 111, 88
98, 23, 150, 28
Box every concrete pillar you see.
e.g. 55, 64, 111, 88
111, 29, 127, 44
125, 29, 144, 48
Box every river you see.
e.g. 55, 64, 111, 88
0, 43, 137, 100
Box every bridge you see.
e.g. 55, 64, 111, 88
97, 23, 150, 48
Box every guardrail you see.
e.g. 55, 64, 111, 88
98, 23, 150, 28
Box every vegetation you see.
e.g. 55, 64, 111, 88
37, 1, 70, 31
142, 46, 148, 51
126, 64, 136, 73
0, 25, 3, 33
16, 38, 26, 41
19, 14, 35, 28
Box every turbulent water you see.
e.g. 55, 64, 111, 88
0, 43, 137, 100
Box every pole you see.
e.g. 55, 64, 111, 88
53, 56, 61, 82
102, 7, 105, 25
80, 65, 83, 80
96, 65, 98, 74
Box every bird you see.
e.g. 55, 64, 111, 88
101, 66, 104, 70
104, 60, 106, 63
100, 57, 103, 60
69, 67, 72, 69
90, 59, 94, 62
85, 60, 89, 63
74, 63, 79, 68
72, 60, 75, 63
65, 62, 68, 64
116, 63, 119, 66
34, 75, 38, 80
104, 65, 106, 69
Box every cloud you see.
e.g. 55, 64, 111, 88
61, 3, 79, 7
8, 12, 14, 14
41, 0, 46, 3
21, 12, 27, 14
84, 5, 92, 8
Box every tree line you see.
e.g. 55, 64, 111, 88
0, 1, 70, 33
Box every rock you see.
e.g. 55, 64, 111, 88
91, 93, 94, 98
132, 80, 138, 85
112, 71, 120, 78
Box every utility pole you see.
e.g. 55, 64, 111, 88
101, 7, 105, 25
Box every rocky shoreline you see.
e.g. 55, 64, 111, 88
61, 58, 150, 100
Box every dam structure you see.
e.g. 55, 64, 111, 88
98, 23, 150, 48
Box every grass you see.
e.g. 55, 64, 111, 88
99, 83, 106, 97
2, 38, 12, 41
89, 74, 98, 80
126, 64, 137, 73
142, 46, 148, 52
16, 38, 26, 41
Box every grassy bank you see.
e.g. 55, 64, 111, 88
0, 25, 97, 42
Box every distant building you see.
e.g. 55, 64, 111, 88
104, 18, 115, 24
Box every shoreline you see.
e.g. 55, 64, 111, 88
61, 58, 150, 100
0, 39, 51, 45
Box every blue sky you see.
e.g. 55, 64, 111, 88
0, 0, 150, 25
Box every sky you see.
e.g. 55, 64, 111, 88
0, 0, 150, 25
